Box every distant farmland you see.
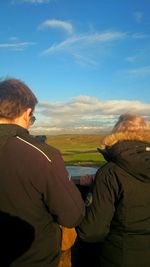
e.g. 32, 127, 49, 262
46, 134, 106, 167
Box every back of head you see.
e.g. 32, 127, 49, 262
112, 113, 150, 133
0, 78, 38, 119
101, 113, 150, 148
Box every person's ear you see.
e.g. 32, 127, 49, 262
22, 108, 32, 128
26, 108, 32, 119
13, 108, 33, 128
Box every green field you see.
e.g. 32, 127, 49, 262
46, 134, 106, 167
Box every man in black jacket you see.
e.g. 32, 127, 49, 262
0, 78, 85, 267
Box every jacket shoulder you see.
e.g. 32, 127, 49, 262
15, 134, 60, 164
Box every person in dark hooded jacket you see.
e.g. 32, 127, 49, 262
77, 113, 150, 267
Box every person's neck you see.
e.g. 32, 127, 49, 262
0, 118, 15, 124
0, 109, 31, 129
0, 118, 27, 129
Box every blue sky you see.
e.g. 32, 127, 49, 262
1, 0, 150, 134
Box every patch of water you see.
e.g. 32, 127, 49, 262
66, 166, 98, 180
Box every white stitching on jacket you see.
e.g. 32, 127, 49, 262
16, 136, 52, 162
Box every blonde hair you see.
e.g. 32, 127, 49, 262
112, 113, 150, 133
101, 113, 150, 148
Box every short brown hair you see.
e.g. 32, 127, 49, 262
0, 78, 38, 119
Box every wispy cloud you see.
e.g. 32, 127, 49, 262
131, 32, 147, 39
12, 0, 52, 4
31, 96, 150, 134
125, 65, 150, 78
38, 19, 73, 34
0, 39, 36, 51
41, 31, 127, 66
126, 48, 145, 63
126, 55, 139, 63
133, 11, 143, 23
42, 31, 126, 55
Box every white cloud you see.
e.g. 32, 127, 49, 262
39, 19, 73, 34
12, 0, 51, 4
39, 19, 147, 67
132, 33, 147, 39
0, 40, 36, 51
133, 11, 143, 23
126, 49, 143, 63
125, 66, 150, 78
41, 31, 127, 56
126, 55, 138, 63
9, 36, 19, 41
40, 31, 127, 66
32, 96, 150, 134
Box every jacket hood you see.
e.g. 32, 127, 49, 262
99, 140, 150, 183
98, 131, 150, 183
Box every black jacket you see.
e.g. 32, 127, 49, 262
78, 139, 150, 267
0, 124, 85, 267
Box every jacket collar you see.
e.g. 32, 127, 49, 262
0, 124, 29, 146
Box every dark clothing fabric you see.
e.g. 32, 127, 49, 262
71, 237, 100, 267
0, 124, 85, 267
0, 211, 35, 267
78, 140, 150, 267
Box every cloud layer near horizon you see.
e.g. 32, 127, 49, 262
31, 96, 150, 135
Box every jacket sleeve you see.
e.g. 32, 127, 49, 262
40, 148, 85, 228
77, 164, 119, 242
